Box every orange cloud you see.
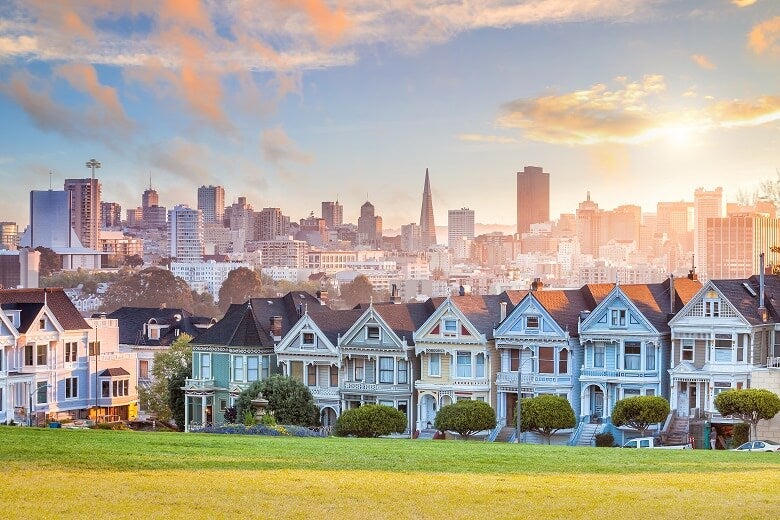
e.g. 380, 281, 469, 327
691, 54, 716, 70
705, 96, 780, 127
732, 0, 758, 7
749, 16, 780, 56
26, 1, 96, 41
277, 0, 353, 46
56, 63, 131, 127
456, 133, 518, 144
261, 126, 313, 165
159, 0, 213, 32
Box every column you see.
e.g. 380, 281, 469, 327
184, 394, 190, 432
201, 395, 206, 425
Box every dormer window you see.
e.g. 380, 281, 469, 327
610, 309, 627, 327
367, 326, 380, 341
526, 316, 539, 331
39, 318, 45, 330
443, 319, 457, 337
302, 332, 316, 348
704, 300, 720, 318
148, 327, 160, 340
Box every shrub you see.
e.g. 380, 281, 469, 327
335, 404, 407, 438
236, 376, 320, 427
260, 413, 277, 426
594, 432, 614, 447
611, 396, 670, 436
243, 411, 255, 427
732, 423, 750, 447
223, 406, 238, 424
434, 400, 496, 440
714, 389, 780, 441
520, 395, 576, 444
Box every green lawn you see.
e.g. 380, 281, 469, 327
2, 427, 779, 518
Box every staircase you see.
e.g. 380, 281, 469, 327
576, 423, 601, 447
494, 426, 516, 442
416, 429, 437, 440
664, 416, 690, 445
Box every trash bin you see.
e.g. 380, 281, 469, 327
49, 422, 61, 428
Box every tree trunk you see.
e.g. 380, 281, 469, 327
751, 421, 757, 442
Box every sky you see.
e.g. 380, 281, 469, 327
0, 0, 778, 231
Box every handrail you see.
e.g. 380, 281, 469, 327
568, 416, 587, 446
660, 411, 674, 441
508, 431, 517, 443
486, 423, 502, 442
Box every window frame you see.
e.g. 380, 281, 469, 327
624, 341, 641, 371
610, 309, 627, 327
232, 356, 244, 382
201, 353, 212, 379
36, 344, 47, 366
594, 345, 605, 368
525, 316, 540, 331
354, 359, 365, 381
558, 349, 568, 374
397, 359, 408, 384
456, 351, 471, 378
379, 357, 394, 384
475, 353, 486, 378
301, 332, 316, 348
428, 353, 441, 377
307, 364, 317, 386
366, 326, 380, 341
681, 339, 694, 362
65, 377, 78, 399
247, 356, 259, 382
64, 342, 78, 363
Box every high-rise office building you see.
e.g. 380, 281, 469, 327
197, 185, 225, 224
401, 223, 422, 252
694, 187, 723, 280
101, 202, 122, 229
419, 169, 437, 249
516, 166, 550, 235
64, 178, 101, 249
322, 200, 343, 229
448, 208, 475, 250
0, 222, 18, 250
257, 207, 290, 242
575, 192, 601, 256
168, 204, 204, 262
358, 201, 382, 248
142, 185, 158, 209
706, 213, 779, 279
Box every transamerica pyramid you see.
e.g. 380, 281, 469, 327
419, 168, 437, 249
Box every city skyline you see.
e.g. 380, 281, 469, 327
0, 1, 778, 229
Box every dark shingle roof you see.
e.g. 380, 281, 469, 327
532, 289, 593, 337
106, 307, 202, 346
99, 367, 130, 377
712, 275, 780, 326
371, 302, 435, 345
308, 308, 365, 345
430, 295, 513, 340
0, 288, 89, 331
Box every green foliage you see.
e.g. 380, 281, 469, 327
235, 375, 319, 427
100, 267, 194, 313
732, 423, 750, 447
124, 254, 144, 268
243, 411, 255, 427
611, 396, 670, 436
594, 432, 615, 447
191, 290, 220, 318
434, 400, 496, 439
34, 246, 61, 276
168, 362, 191, 431
520, 395, 576, 444
136, 334, 192, 422
714, 389, 780, 440
261, 413, 277, 426
339, 275, 374, 307
40, 268, 120, 291
335, 404, 407, 438
218, 267, 264, 312
223, 406, 238, 424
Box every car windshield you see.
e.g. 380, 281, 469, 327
761, 440, 779, 446
736, 442, 753, 450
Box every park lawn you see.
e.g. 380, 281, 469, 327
1, 428, 779, 519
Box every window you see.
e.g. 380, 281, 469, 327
102, 380, 110, 397
307, 364, 317, 386
558, 349, 568, 374
704, 300, 720, 317
354, 359, 365, 381
510, 349, 519, 371
24, 345, 34, 366
476, 353, 485, 378
302, 332, 315, 348
201, 353, 211, 379
378, 399, 394, 407
233, 356, 244, 381
594, 345, 605, 368
610, 309, 627, 327
713, 381, 731, 397
713, 336, 732, 363
329, 365, 339, 387
456, 351, 471, 378
646, 388, 656, 396
65, 377, 78, 399
429, 353, 441, 377
36, 381, 47, 404
148, 327, 160, 340
443, 319, 457, 336
397, 359, 408, 384
113, 379, 129, 397
367, 326, 380, 340
139, 360, 149, 379
379, 357, 394, 383
645, 345, 656, 371
623, 388, 641, 398
88, 341, 101, 356
247, 357, 259, 381
261, 356, 270, 380
526, 316, 539, 330
39, 318, 45, 330
36, 344, 47, 366
219, 399, 227, 412
681, 339, 694, 362
624, 342, 641, 371
538, 347, 554, 374
65, 342, 78, 362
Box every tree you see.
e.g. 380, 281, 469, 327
520, 395, 576, 444
100, 267, 194, 313
611, 396, 670, 436
434, 400, 496, 440
191, 290, 220, 318
236, 375, 319, 427
167, 361, 191, 431
34, 246, 61, 276
340, 275, 374, 307
137, 334, 192, 423
335, 404, 407, 437
714, 389, 780, 441
217, 267, 264, 312
124, 254, 144, 268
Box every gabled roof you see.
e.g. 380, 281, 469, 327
532, 289, 593, 338
370, 302, 434, 345
430, 294, 513, 340
0, 288, 89, 331
308, 308, 364, 345
711, 275, 780, 326
99, 367, 130, 377
106, 307, 204, 346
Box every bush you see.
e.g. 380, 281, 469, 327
594, 432, 614, 447
611, 396, 670, 436
732, 423, 750, 447
434, 400, 496, 440
520, 395, 576, 444
223, 406, 238, 424
236, 376, 320, 427
335, 404, 407, 438
243, 411, 255, 427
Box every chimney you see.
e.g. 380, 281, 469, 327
459, 285, 466, 296
499, 301, 507, 322
531, 277, 544, 291
316, 290, 329, 305
270, 316, 282, 340
759, 252, 767, 323
669, 274, 676, 314
687, 254, 698, 281
390, 283, 401, 304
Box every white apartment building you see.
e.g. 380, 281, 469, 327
260, 238, 309, 268
169, 205, 204, 262
170, 260, 252, 300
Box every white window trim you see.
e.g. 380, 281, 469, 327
428, 353, 441, 377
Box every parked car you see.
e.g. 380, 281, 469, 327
622, 437, 692, 449
730, 440, 780, 452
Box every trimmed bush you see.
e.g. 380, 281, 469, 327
732, 423, 750, 447
520, 395, 576, 444
611, 396, 670, 436
434, 400, 496, 440
594, 432, 614, 447
236, 375, 320, 427
714, 389, 780, 441
335, 404, 407, 438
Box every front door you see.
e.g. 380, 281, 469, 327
678, 382, 689, 416
592, 388, 604, 419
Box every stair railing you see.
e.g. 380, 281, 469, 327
486, 423, 502, 442
568, 416, 588, 446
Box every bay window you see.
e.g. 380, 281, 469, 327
624, 342, 641, 371
476, 353, 485, 378
379, 357, 394, 384
456, 351, 471, 378
429, 353, 441, 377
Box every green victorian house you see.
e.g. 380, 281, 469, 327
183, 291, 322, 430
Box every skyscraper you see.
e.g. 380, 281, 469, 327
448, 208, 475, 259
0, 222, 18, 250
516, 166, 550, 235
694, 187, 723, 280
197, 185, 225, 224
64, 178, 101, 249
322, 200, 343, 229
141, 180, 166, 229
706, 213, 779, 279
419, 168, 437, 249
358, 201, 382, 248
168, 204, 204, 262
101, 202, 122, 229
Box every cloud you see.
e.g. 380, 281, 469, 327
260, 126, 314, 165
456, 133, 518, 144
691, 54, 716, 70
748, 16, 780, 56
732, 0, 758, 7
0, 35, 37, 58
495, 75, 780, 145
141, 138, 213, 183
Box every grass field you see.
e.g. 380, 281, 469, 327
1, 428, 779, 519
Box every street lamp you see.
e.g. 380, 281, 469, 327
516, 355, 536, 443
28, 384, 52, 427
85, 158, 101, 249
91, 322, 100, 422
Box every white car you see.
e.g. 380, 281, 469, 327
731, 440, 780, 452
